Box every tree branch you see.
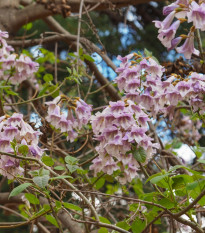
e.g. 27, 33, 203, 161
43, 16, 121, 101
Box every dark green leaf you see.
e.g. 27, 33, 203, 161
133, 147, 147, 163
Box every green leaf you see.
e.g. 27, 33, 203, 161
54, 166, 65, 171
50, 175, 72, 181
46, 215, 59, 228
42, 156, 54, 167
169, 165, 185, 172
83, 54, 95, 62
133, 147, 147, 163
5, 89, 18, 96
131, 219, 145, 233
48, 85, 59, 98
98, 228, 108, 233
79, 48, 83, 56
172, 177, 186, 190
68, 52, 77, 57
9, 183, 32, 198
144, 48, 152, 57
39, 168, 50, 176
158, 198, 175, 209
37, 83, 50, 97
65, 155, 78, 164
150, 174, 170, 184
63, 202, 82, 212
186, 181, 198, 190
66, 67, 71, 74
95, 178, 105, 190
43, 204, 51, 211
55, 200, 62, 209
116, 221, 131, 231
198, 159, 205, 164
43, 74, 53, 82
18, 145, 29, 156
25, 193, 39, 205
99, 216, 111, 224
23, 22, 33, 30
66, 164, 79, 173
33, 175, 49, 189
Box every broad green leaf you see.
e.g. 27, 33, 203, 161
46, 215, 59, 227
33, 175, 49, 189
133, 147, 146, 163
43, 204, 51, 211
150, 174, 170, 184
66, 164, 79, 173
25, 193, 39, 205
158, 198, 175, 209
39, 168, 50, 176
42, 156, 54, 167
63, 202, 82, 211
99, 216, 111, 224
18, 145, 29, 156
98, 228, 108, 233
95, 178, 105, 190
145, 172, 162, 184
65, 155, 78, 164
131, 219, 145, 233
186, 181, 200, 190
116, 221, 131, 231
9, 183, 32, 198
43, 74, 53, 82
172, 177, 185, 190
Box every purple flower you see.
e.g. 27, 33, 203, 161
187, 2, 205, 31
168, 36, 182, 51
154, 11, 176, 32
176, 30, 199, 59
157, 20, 180, 48
163, 3, 178, 15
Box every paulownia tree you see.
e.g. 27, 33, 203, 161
0, 0, 205, 233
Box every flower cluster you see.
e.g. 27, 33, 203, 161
45, 96, 92, 142
153, 0, 205, 59
0, 113, 44, 179
91, 52, 205, 182
90, 100, 159, 184
0, 30, 39, 84
115, 53, 205, 119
